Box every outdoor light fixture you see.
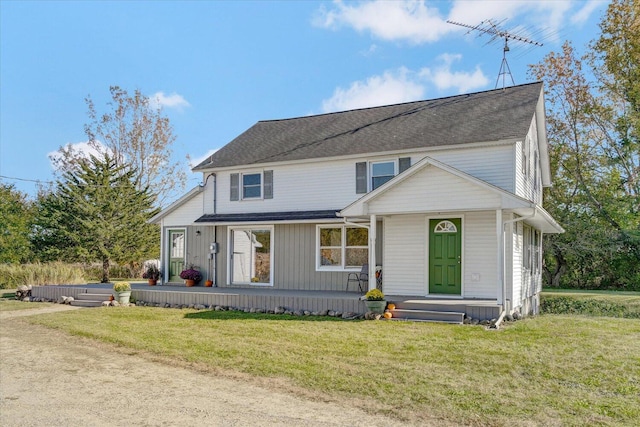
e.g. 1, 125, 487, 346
196, 230, 201, 236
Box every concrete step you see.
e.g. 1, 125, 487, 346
76, 293, 113, 301
390, 309, 465, 324
70, 299, 107, 307
392, 301, 469, 312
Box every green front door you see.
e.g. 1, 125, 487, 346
168, 230, 185, 282
429, 218, 462, 295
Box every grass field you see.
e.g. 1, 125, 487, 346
541, 289, 640, 318
25, 304, 640, 426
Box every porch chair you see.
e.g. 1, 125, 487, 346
346, 264, 368, 292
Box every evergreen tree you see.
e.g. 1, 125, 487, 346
33, 154, 159, 282
0, 183, 34, 263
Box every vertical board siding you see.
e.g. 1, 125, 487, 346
463, 211, 498, 299
383, 214, 426, 295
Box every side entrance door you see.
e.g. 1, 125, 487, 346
168, 230, 185, 282
428, 218, 462, 295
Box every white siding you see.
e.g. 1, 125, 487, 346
462, 211, 498, 299
383, 215, 426, 295
515, 116, 542, 204
161, 192, 204, 226
369, 166, 501, 214
203, 143, 516, 215
382, 211, 498, 299
512, 220, 524, 305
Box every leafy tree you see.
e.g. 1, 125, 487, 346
51, 86, 186, 207
530, 0, 640, 290
33, 154, 160, 282
0, 183, 34, 263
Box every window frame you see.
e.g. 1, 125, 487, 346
370, 160, 397, 191
227, 225, 274, 286
316, 225, 369, 271
241, 172, 263, 200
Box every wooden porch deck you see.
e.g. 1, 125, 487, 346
32, 284, 502, 320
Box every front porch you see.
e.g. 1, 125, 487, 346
31, 284, 502, 321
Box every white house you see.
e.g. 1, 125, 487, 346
150, 82, 563, 319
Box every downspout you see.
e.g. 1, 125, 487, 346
493, 207, 537, 329
203, 173, 217, 287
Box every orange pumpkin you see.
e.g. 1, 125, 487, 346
387, 303, 396, 310
383, 311, 393, 319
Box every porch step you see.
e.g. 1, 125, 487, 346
389, 308, 465, 324
70, 290, 113, 307
70, 299, 108, 307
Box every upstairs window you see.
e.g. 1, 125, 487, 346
371, 161, 395, 190
230, 171, 273, 201
243, 173, 261, 199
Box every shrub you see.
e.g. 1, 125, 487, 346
541, 295, 639, 318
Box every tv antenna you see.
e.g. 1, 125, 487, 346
446, 19, 543, 89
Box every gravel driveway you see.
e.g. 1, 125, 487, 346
0, 305, 413, 427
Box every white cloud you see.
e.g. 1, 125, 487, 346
321, 68, 425, 113
48, 141, 109, 170
314, 0, 451, 44
321, 57, 489, 113
571, 0, 607, 25
189, 149, 218, 169
315, 0, 584, 45
149, 91, 190, 110
419, 53, 489, 93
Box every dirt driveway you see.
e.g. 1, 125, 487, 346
0, 305, 411, 427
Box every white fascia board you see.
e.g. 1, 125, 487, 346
195, 218, 344, 227
536, 86, 552, 187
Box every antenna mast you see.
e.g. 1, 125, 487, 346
446, 19, 543, 89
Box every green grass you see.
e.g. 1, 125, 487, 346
0, 291, 55, 311
26, 308, 640, 426
542, 289, 640, 318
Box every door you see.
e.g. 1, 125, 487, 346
168, 230, 185, 282
429, 218, 462, 295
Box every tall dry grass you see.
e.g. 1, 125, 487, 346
0, 262, 85, 289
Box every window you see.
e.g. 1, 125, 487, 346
371, 161, 395, 190
318, 225, 368, 270
243, 173, 261, 199
229, 227, 272, 285
230, 171, 273, 201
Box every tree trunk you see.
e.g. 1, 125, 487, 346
101, 258, 110, 283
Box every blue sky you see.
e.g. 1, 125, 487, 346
1, 0, 608, 203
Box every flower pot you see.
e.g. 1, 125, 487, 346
365, 300, 387, 314
148, 279, 157, 286
116, 291, 131, 305
185, 279, 195, 287
204, 280, 213, 287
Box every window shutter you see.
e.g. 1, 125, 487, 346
230, 173, 239, 201
399, 157, 411, 173
263, 170, 273, 199
355, 162, 367, 194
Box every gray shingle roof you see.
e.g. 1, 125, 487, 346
194, 82, 543, 170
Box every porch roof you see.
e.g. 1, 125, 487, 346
194, 209, 341, 224
340, 156, 564, 234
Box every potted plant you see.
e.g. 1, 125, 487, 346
179, 266, 202, 287
142, 264, 161, 286
113, 281, 132, 305
364, 288, 386, 314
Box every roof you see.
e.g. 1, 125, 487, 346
195, 210, 340, 224
194, 82, 544, 170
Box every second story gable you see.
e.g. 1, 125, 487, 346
194, 82, 551, 216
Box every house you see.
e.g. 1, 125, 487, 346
150, 81, 563, 319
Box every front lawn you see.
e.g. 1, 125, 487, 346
26, 307, 639, 426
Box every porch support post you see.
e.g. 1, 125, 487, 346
496, 209, 504, 306
369, 214, 377, 291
